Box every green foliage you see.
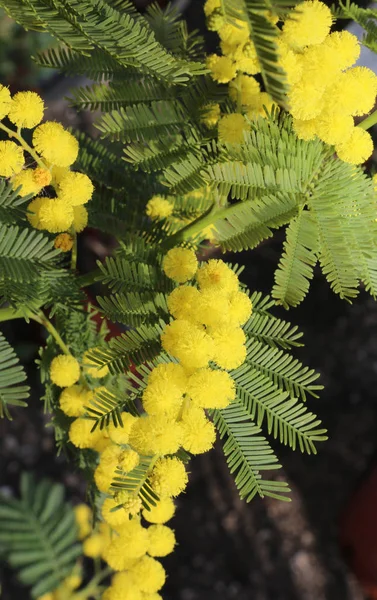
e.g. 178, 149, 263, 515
333, 1, 377, 51
212, 403, 290, 501
0, 331, 29, 418
0, 473, 81, 598
111, 455, 159, 510
1, 0, 205, 83
0, 180, 32, 225
219, 0, 297, 104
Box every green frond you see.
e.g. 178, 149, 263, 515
0, 331, 29, 419
3, 0, 205, 83
97, 256, 172, 294
86, 322, 165, 374
244, 338, 322, 401
0, 473, 81, 598
246, 297, 303, 350
333, 1, 377, 51
96, 100, 193, 143
0, 180, 33, 225
85, 389, 136, 430
272, 210, 319, 308
211, 192, 298, 252
219, 0, 289, 104
0, 224, 60, 285
232, 365, 327, 453
97, 291, 169, 326
71, 78, 174, 111
212, 402, 291, 502
123, 135, 193, 173
111, 455, 159, 510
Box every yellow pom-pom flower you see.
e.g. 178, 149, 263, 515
150, 457, 188, 497
72, 205, 88, 233
161, 319, 214, 370
59, 385, 92, 417
210, 325, 247, 370
57, 171, 94, 206
288, 79, 325, 121
117, 490, 142, 515
12, 170, 41, 198
129, 556, 166, 593
207, 54, 237, 84
8, 91, 44, 128
218, 113, 250, 144
195, 288, 229, 328
229, 75, 260, 106
38, 593, 54, 600
292, 118, 318, 141
33, 167, 52, 187
83, 533, 106, 558
69, 418, 102, 449
50, 354, 80, 387
38, 198, 74, 233
103, 520, 149, 568
108, 412, 137, 445
163, 247, 198, 283
140, 594, 162, 600
26, 197, 47, 229
147, 524, 175, 557
94, 465, 115, 493
33, 122, 79, 167
0, 84, 11, 119
142, 367, 184, 416
218, 19, 249, 45
83, 349, 109, 378
187, 368, 236, 409
146, 196, 173, 219
167, 285, 201, 322
128, 415, 182, 455
74, 503, 92, 540
119, 448, 140, 472
204, 0, 220, 15
102, 497, 130, 528
0, 141, 24, 177
315, 113, 354, 146
323, 31, 360, 71
334, 66, 377, 117
180, 404, 216, 454
282, 1, 332, 50
106, 573, 143, 600
54, 232, 74, 252
196, 259, 239, 295
228, 290, 253, 326
142, 497, 175, 524
335, 127, 373, 165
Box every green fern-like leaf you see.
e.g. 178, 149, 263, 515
0, 473, 81, 599
272, 210, 319, 308
111, 456, 159, 510
0, 331, 29, 419
212, 402, 291, 502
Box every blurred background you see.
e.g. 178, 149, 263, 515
1, 2, 377, 599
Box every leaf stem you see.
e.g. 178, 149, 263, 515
0, 306, 70, 354
161, 203, 230, 249
0, 122, 48, 169
32, 312, 71, 355
358, 108, 377, 131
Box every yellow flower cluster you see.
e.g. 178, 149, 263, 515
47, 254, 251, 599
74, 498, 173, 600
280, 1, 377, 164
0, 87, 93, 246
203, 2, 276, 144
